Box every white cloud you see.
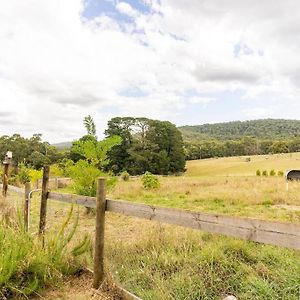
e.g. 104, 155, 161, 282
189, 97, 215, 105
116, 2, 139, 18
0, 0, 299, 142
242, 108, 271, 119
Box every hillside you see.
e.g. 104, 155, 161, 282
179, 119, 300, 142
52, 141, 72, 150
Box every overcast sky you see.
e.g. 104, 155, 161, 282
1, 0, 300, 142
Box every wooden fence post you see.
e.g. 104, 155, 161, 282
93, 178, 106, 289
2, 163, 9, 197
24, 182, 31, 231
39, 166, 50, 235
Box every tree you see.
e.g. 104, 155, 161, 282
105, 117, 186, 175
83, 115, 97, 138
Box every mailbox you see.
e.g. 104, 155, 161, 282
3, 151, 13, 164
285, 170, 300, 181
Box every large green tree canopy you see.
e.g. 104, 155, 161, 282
105, 117, 186, 175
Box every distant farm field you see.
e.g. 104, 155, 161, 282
108, 153, 300, 223
186, 152, 300, 177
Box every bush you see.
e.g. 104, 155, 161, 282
29, 169, 43, 184
262, 170, 268, 177
16, 164, 32, 184
256, 170, 261, 176
67, 160, 104, 196
120, 171, 130, 181
270, 169, 276, 176
278, 170, 284, 177
141, 172, 160, 189
67, 160, 117, 196
0, 207, 91, 298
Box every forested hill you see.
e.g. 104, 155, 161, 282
179, 119, 300, 142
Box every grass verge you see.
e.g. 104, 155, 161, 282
107, 224, 300, 300
0, 196, 92, 299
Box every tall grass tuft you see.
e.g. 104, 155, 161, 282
0, 199, 91, 298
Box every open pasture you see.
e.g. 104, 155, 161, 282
7, 189, 300, 300
4, 152, 300, 299
109, 153, 300, 223
185, 152, 300, 177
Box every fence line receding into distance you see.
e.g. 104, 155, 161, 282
8, 184, 300, 251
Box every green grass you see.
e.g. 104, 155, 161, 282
110, 176, 300, 223
0, 198, 91, 298
107, 225, 300, 300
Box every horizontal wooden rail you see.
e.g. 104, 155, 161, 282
47, 191, 300, 250
7, 187, 300, 250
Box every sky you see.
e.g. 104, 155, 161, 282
0, 0, 300, 143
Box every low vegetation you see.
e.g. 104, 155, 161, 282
0, 197, 91, 298
108, 225, 300, 300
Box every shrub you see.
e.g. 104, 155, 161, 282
269, 169, 276, 176
49, 164, 64, 177
16, 164, 32, 184
67, 160, 104, 196
67, 160, 117, 196
120, 171, 130, 181
262, 170, 268, 177
29, 169, 43, 184
256, 170, 261, 176
141, 172, 160, 189
278, 170, 284, 177
0, 207, 91, 298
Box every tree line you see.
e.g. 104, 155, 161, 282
0, 134, 63, 170
184, 137, 300, 160
179, 119, 300, 142
1, 117, 186, 176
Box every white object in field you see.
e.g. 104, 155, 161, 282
223, 296, 238, 300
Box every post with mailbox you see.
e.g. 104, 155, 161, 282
2, 151, 12, 197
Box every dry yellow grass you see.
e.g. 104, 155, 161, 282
110, 176, 300, 222
108, 152, 300, 222
186, 152, 300, 177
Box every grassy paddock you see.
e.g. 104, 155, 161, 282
107, 223, 300, 300
8, 191, 299, 300
185, 152, 300, 177
110, 176, 300, 222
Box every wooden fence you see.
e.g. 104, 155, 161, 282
7, 184, 300, 251
6, 175, 300, 291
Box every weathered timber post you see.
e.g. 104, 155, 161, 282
2, 164, 9, 197
2, 151, 12, 197
39, 166, 50, 235
24, 182, 31, 231
93, 178, 106, 289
